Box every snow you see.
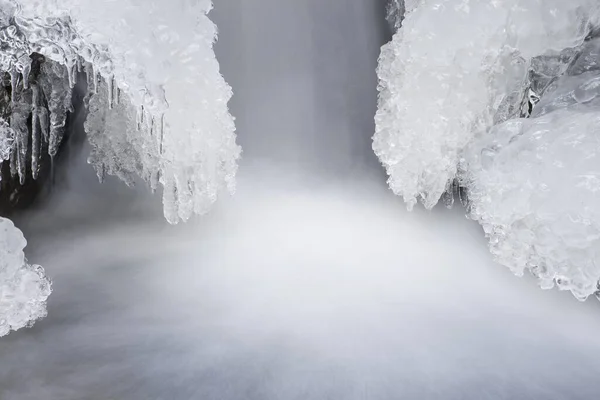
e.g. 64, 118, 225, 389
0, 0, 240, 223
375, 0, 600, 210
0, 217, 51, 337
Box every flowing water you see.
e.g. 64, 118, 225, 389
1, 1, 600, 399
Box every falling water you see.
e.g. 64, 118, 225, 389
1, 1, 600, 399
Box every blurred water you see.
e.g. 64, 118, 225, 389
2, 1, 600, 399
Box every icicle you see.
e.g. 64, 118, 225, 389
31, 84, 41, 180
85, 62, 98, 94
48, 126, 63, 158
107, 74, 114, 109
10, 87, 30, 185
66, 63, 73, 89
9, 70, 18, 103
21, 59, 31, 90
9, 148, 17, 177
158, 113, 164, 155
83, 62, 94, 106
15, 128, 26, 185
66, 61, 77, 89
39, 108, 49, 144
41, 62, 71, 159
31, 121, 40, 180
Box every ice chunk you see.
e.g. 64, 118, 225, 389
375, 0, 600, 210
0, 217, 51, 337
462, 61, 600, 301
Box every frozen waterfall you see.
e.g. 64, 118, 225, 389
1, 1, 600, 399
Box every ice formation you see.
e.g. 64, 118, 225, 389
377, 0, 600, 300
0, 217, 51, 337
0, 0, 239, 334
375, 0, 600, 210
0, 0, 240, 223
462, 38, 600, 301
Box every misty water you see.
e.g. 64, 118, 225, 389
2, 1, 600, 399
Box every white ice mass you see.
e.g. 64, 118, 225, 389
0, 217, 51, 337
462, 40, 600, 301
0, 0, 240, 223
377, 0, 600, 300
